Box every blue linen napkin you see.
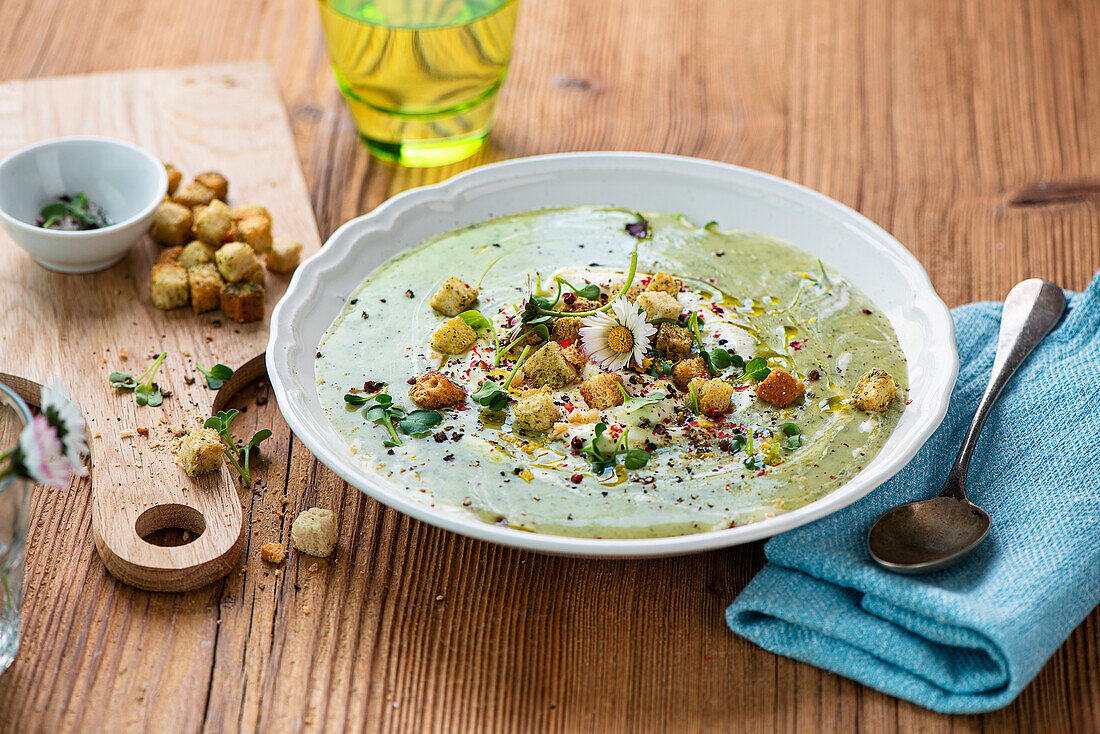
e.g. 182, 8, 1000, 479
725, 270, 1100, 714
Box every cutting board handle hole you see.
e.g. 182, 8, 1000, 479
135, 504, 206, 548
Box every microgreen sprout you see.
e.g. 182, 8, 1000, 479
617, 383, 667, 414
109, 351, 167, 407
742, 357, 771, 382
344, 389, 444, 447
687, 312, 741, 375
524, 245, 641, 324
39, 193, 106, 228
780, 422, 802, 450
686, 382, 701, 415
475, 344, 532, 411
196, 363, 234, 390
580, 422, 651, 474
203, 409, 272, 485
459, 310, 498, 356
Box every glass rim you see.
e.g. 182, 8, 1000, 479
0, 380, 32, 494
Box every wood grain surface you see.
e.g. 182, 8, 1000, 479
1, 0, 1099, 732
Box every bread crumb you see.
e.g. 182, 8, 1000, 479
260, 542, 286, 564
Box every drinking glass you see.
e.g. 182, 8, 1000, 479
318, 0, 520, 167
0, 381, 31, 673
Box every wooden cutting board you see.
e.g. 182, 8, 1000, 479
0, 62, 321, 590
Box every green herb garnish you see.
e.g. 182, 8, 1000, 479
617, 383, 667, 414
687, 312, 740, 375
580, 422, 651, 474
686, 382, 701, 415
742, 356, 771, 382
780, 422, 802, 450
196, 363, 233, 390
109, 351, 167, 407
204, 410, 272, 485
348, 389, 444, 447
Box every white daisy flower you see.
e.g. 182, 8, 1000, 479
579, 296, 656, 371
41, 380, 88, 477
17, 415, 71, 488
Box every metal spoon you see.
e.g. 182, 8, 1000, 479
868, 278, 1066, 574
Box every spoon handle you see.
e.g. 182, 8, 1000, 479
940, 279, 1066, 500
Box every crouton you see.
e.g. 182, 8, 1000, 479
409, 371, 466, 409
192, 199, 233, 245
645, 272, 681, 296
518, 342, 578, 388
172, 181, 216, 208
215, 242, 261, 283
177, 427, 223, 477
635, 291, 683, 322
156, 246, 183, 265
560, 344, 589, 371
265, 237, 303, 274
188, 263, 223, 314
179, 240, 216, 269
756, 368, 805, 408
429, 276, 478, 317
193, 171, 228, 201
551, 316, 582, 343
164, 162, 182, 195
232, 204, 271, 223
579, 372, 626, 410
513, 392, 560, 433
430, 316, 478, 354
851, 368, 897, 412
260, 542, 285, 565
557, 295, 599, 313
671, 357, 709, 391
237, 215, 273, 254
291, 508, 337, 557
220, 281, 265, 323
149, 201, 193, 246
654, 322, 692, 360
698, 379, 735, 416
150, 262, 189, 310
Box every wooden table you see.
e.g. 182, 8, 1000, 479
1, 0, 1098, 731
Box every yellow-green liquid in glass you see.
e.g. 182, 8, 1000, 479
318, 0, 519, 167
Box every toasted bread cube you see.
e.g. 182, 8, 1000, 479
635, 291, 682, 322
851, 368, 897, 412
220, 281, 265, 323
156, 245, 183, 265
150, 262, 189, 310
188, 263, 223, 314
654, 322, 692, 360
150, 201, 193, 246
172, 181, 216, 208
232, 204, 271, 223
429, 276, 478, 317
756, 368, 805, 408
699, 379, 735, 416
430, 316, 478, 354
193, 199, 233, 245
237, 215, 273, 254
551, 316, 581, 344
179, 240, 216, 269
260, 542, 285, 565
193, 171, 228, 201
513, 392, 560, 433
409, 371, 466, 409
177, 427, 223, 477
671, 356, 709, 391
579, 372, 626, 410
518, 342, 578, 388
291, 508, 337, 557
265, 237, 302, 274
645, 272, 681, 296
243, 263, 265, 286
215, 242, 261, 283
557, 295, 599, 313
164, 162, 182, 195
560, 344, 589, 371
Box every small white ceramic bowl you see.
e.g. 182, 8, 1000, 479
0, 136, 167, 273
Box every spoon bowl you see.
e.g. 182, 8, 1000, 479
868, 496, 991, 573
